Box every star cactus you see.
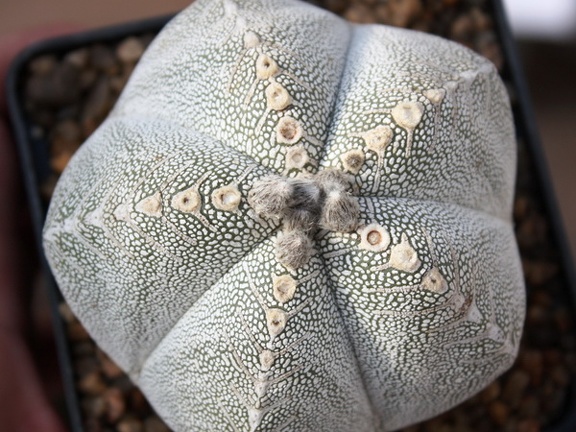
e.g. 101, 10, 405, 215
43, 0, 525, 430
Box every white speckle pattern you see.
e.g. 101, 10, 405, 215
43, 0, 525, 431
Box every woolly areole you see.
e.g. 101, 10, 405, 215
43, 0, 525, 430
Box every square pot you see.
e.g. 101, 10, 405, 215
6, 1, 576, 431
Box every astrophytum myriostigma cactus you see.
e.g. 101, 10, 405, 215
43, 0, 526, 430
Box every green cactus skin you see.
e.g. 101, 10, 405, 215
43, 0, 525, 430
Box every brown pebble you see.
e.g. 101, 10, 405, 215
25, 62, 81, 107
477, 33, 504, 70
388, 0, 422, 28
64, 48, 90, 69
143, 416, 170, 432
78, 371, 107, 396
28, 54, 57, 75
518, 349, 543, 386
67, 320, 91, 342
117, 417, 144, 432
51, 130, 81, 156
374, 4, 391, 23
516, 214, 548, 249
82, 76, 113, 124
96, 348, 124, 379
523, 260, 558, 286
422, 416, 449, 432
116, 37, 145, 64
81, 395, 106, 418
90, 44, 119, 74
513, 195, 530, 220
28, 109, 55, 128
323, 0, 348, 14
452, 411, 472, 432
554, 307, 573, 332
53, 118, 82, 141
518, 395, 540, 418
104, 387, 126, 423
80, 68, 99, 90
73, 341, 96, 358
450, 14, 475, 43
84, 417, 105, 432
543, 349, 563, 366
343, 4, 377, 23
525, 304, 547, 325
541, 384, 566, 417
51, 150, 73, 174
551, 365, 570, 387
541, 378, 556, 398
488, 400, 509, 427
479, 380, 500, 403
470, 7, 492, 31
501, 370, 530, 408
74, 356, 100, 377
58, 302, 77, 323
128, 387, 151, 416
110, 64, 135, 94
517, 418, 541, 432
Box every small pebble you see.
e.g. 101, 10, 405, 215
501, 370, 530, 408
90, 44, 119, 74
25, 63, 81, 107
129, 387, 151, 415
78, 371, 107, 396
58, 302, 77, 323
343, 3, 378, 23
479, 381, 500, 403
388, 0, 422, 27
143, 416, 170, 432
81, 396, 106, 418
97, 348, 124, 379
50, 150, 73, 174
518, 395, 539, 418
117, 417, 144, 432
116, 37, 145, 64
64, 48, 90, 69
551, 365, 570, 387
74, 356, 100, 377
450, 14, 475, 43
73, 341, 96, 358
517, 418, 540, 432
488, 400, 509, 427
104, 387, 126, 423
67, 320, 91, 342
523, 260, 558, 286
82, 76, 113, 124
28, 54, 57, 75
518, 349, 543, 385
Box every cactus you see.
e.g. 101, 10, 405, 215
43, 0, 525, 430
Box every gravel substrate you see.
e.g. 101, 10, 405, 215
18, 0, 576, 431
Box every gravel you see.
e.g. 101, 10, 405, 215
19, 0, 576, 431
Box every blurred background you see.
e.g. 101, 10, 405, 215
0, 0, 575, 266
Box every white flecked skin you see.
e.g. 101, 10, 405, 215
43, 0, 525, 430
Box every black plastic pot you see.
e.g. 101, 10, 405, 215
5, 1, 576, 431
